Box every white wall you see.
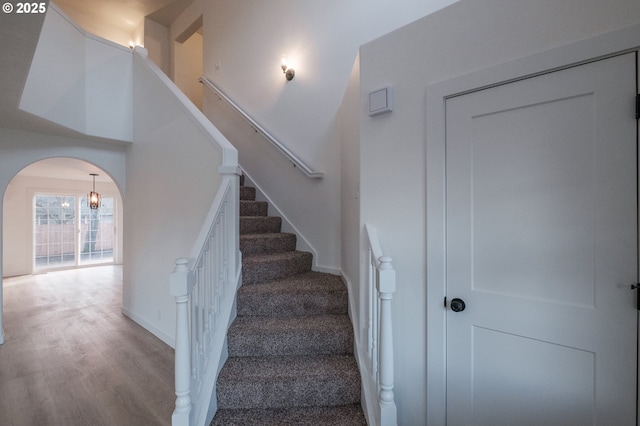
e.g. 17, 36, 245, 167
3, 173, 122, 277
84, 35, 133, 140
174, 30, 203, 110
20, 5, 133, 142
339, 54, 362, 324
20, 6, 85, 134
170, 0, 202, 83
124, 52, 234, 346
144, 17, 170, 76
347, 0, 640, 423
201, 0, 458, 271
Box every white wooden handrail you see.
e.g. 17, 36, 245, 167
200, 77, 324, 179
364, 223, 397, 426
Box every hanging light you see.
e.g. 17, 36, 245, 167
88, 173, 100, 209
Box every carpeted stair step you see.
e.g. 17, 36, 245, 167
240, 232, 297, 256
211, 405, 367, 426
237, 271, 348, 316
212, 177, 366, 424
242, 251, 312, 285
240, 216, 282, 234
227, 314, 354, 357
240, 200, 268, 216
216, 355, 361, 410
239, 185, 255, 201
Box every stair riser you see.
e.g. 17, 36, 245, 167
240, 201, 268, 216
239, 186, 255, 201
227, 327, 353, 357
238, 292, 348, 316
217, 377, 361, 410
240, 217, 282, 234
240, 234, 297, 256
242, 253, 312, 285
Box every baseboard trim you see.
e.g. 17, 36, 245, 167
121, 307, 175, 348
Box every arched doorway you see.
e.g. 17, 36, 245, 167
1, 157, 125, 344
4, 158, 123, 275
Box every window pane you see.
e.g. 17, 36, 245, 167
79, 196, 114, 265
34, 195, 76, 269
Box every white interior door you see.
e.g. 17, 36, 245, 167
445, 53, 638, 425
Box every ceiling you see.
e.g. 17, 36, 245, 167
54, 0, 193, 41
1, 0, 191, 183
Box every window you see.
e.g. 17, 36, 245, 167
79, 196, 114, 265
34, 194, 115, 270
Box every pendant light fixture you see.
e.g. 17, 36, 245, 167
88, 173, 100, 209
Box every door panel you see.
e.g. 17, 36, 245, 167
445, 53, 638, 425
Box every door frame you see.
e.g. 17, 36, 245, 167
425, 24, 640, 425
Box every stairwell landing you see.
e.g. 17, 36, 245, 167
211, 176, 366, 425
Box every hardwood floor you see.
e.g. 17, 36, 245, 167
0, 266, 175, 425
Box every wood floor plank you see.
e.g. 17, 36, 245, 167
0, 266, 174, 426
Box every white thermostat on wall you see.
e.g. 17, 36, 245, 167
368, 86, 393, 117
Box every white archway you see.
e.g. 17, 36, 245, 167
0, 140, 127, 345
4, 158, 124, 276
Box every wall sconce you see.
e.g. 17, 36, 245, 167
88, 173, 101, 209
281, 56, 295, 81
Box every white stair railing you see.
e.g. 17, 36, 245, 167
170, 174, 241, 426
364, 224, 397, 426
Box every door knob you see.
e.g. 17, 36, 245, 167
450, 298, 466, 312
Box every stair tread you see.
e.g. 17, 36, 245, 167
242, 251, 313, 285
240, 200, 268, 216
219, 354, 360, 382
240, 216, 282, 234
240, 232, 297, 256
212, 405, 367, 426
229, 315, 352, 342
231, 314, 352, 329
237, 272, 348, 316
240, 232, 296, 239
239, 271, 346, 294
217, 355, 361, 409
228, 315, 354, 357
242, 250, 312, 264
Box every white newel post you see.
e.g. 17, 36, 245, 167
377, 256, 397, 426
171, 257, 192, 426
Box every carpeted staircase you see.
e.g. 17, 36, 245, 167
211, 176, 367, 425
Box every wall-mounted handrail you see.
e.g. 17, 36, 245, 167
200, 77, 324, 179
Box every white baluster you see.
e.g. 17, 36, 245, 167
170, 258, 192, 426
377, 256, 397, 426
